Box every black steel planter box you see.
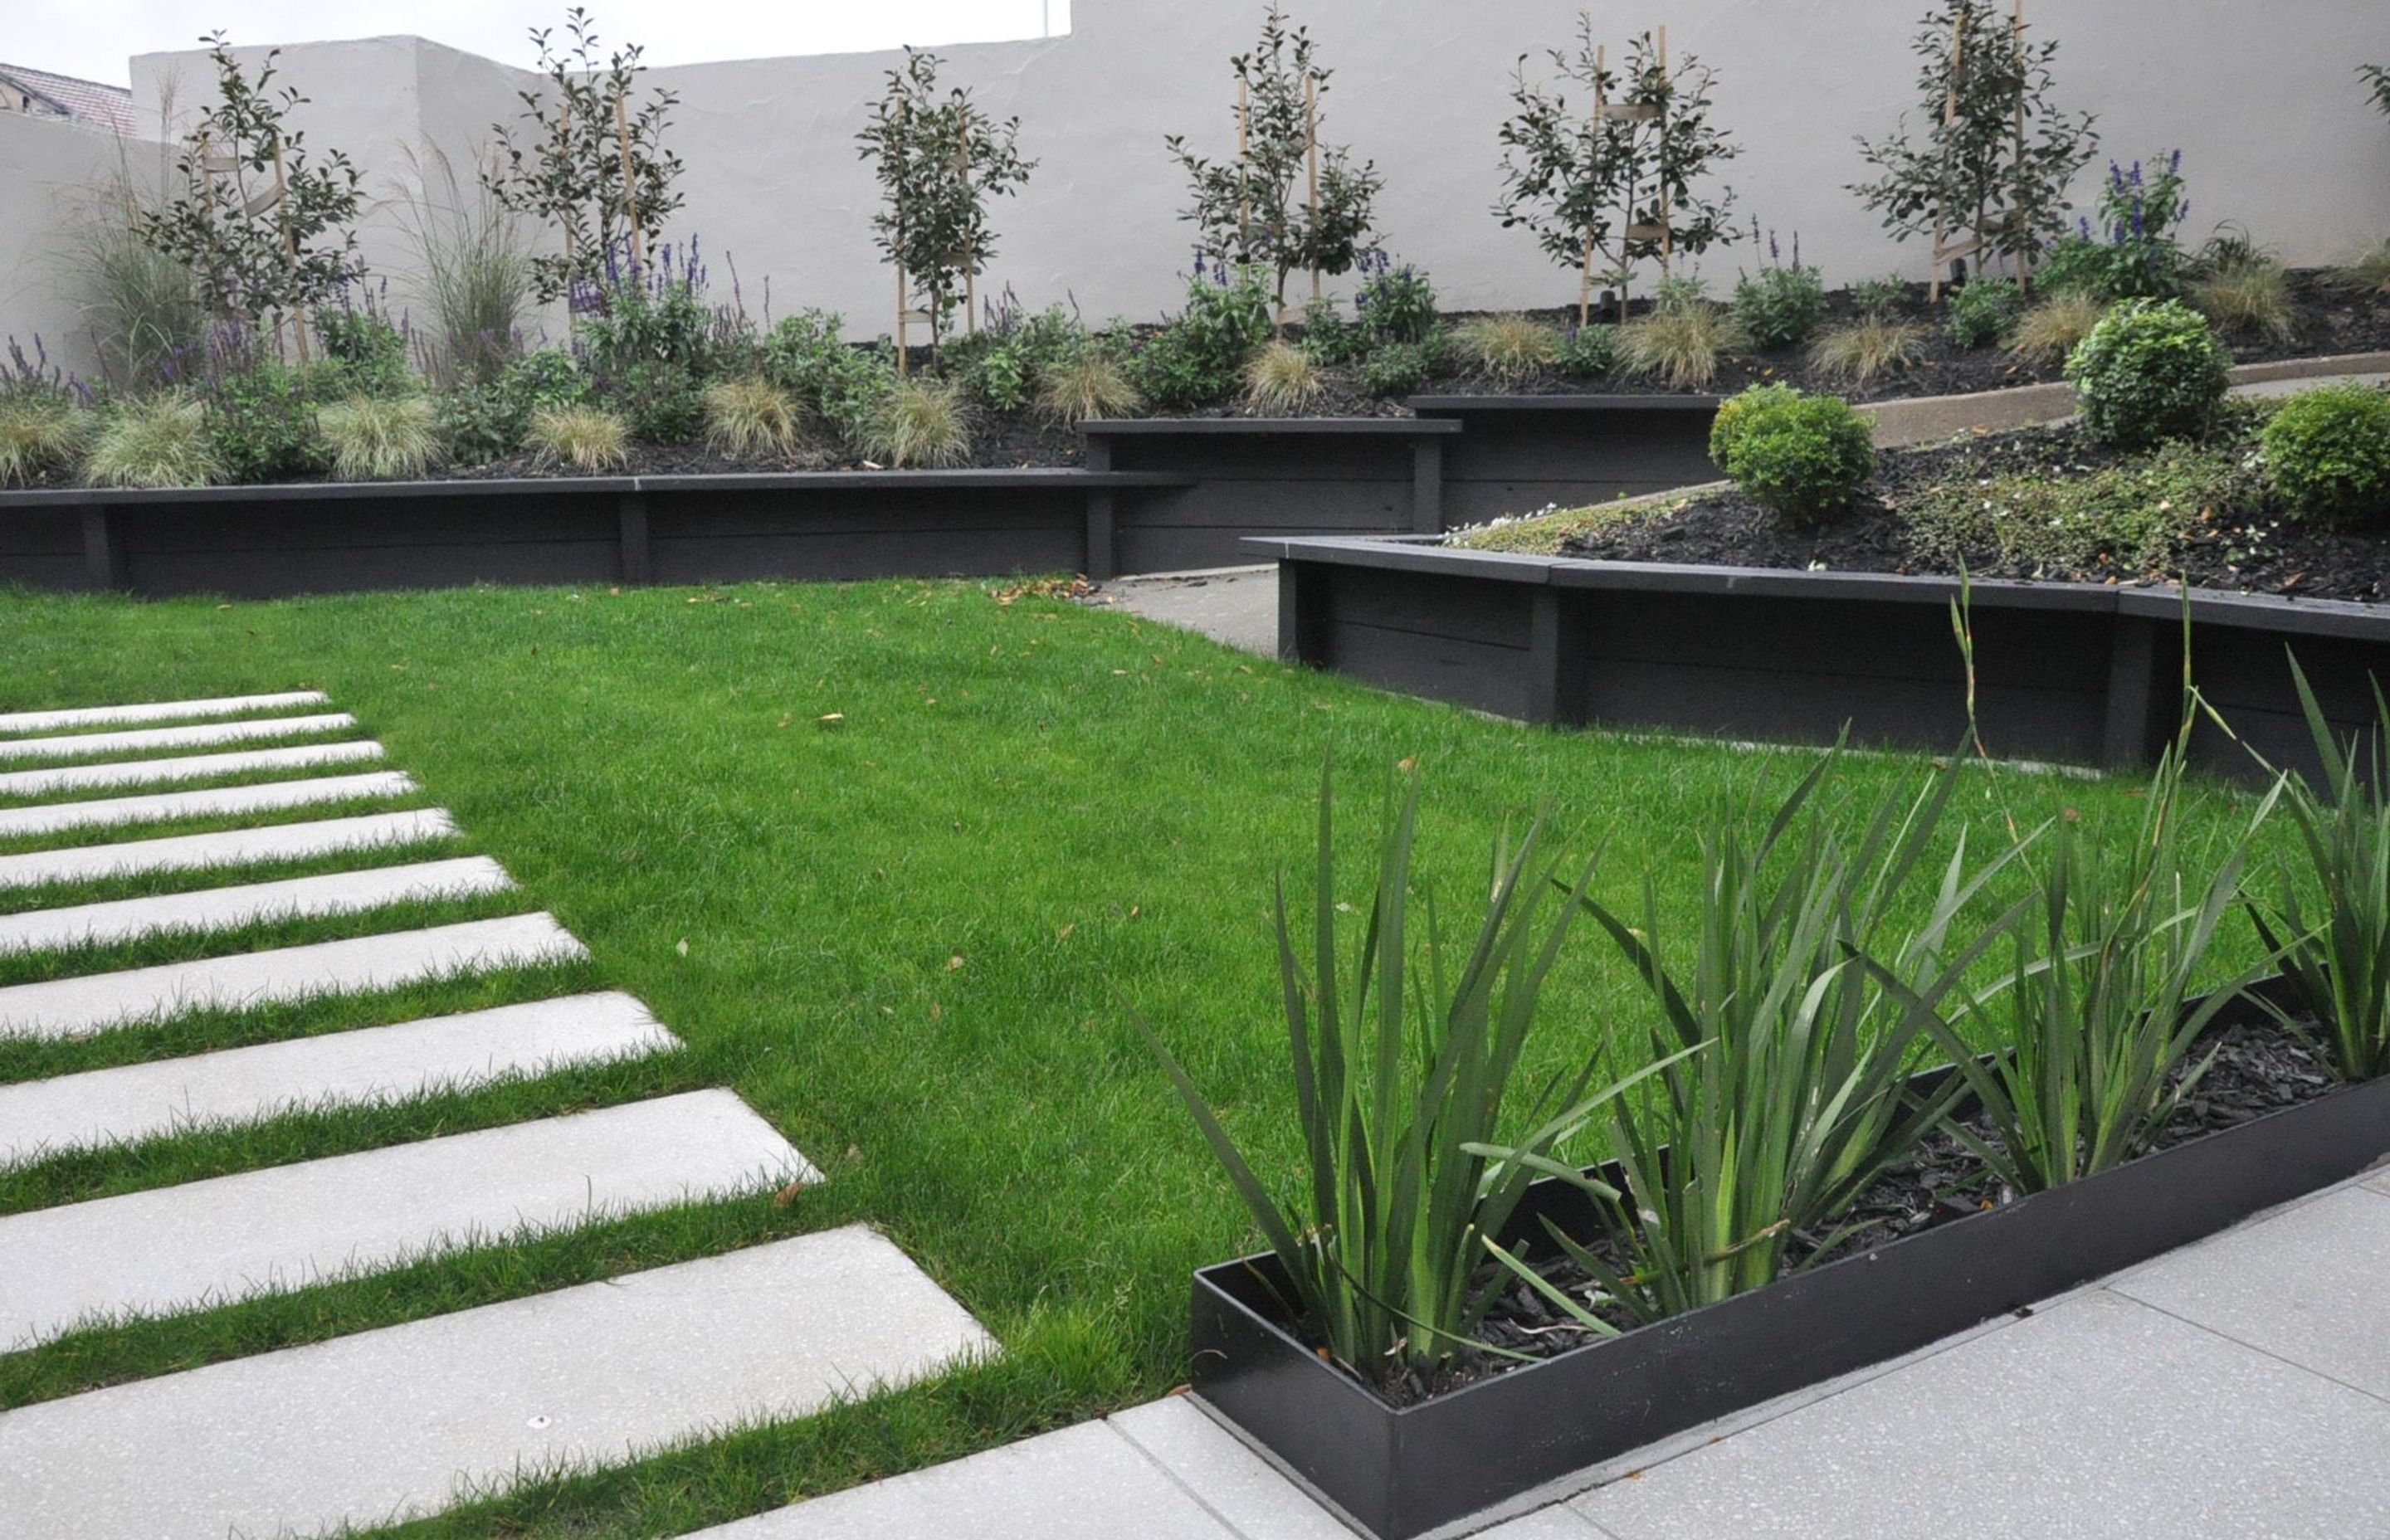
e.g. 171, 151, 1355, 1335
1188, 987, 2390, 1540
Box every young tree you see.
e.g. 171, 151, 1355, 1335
1495, 19, 1739, 311
485, 7, 685, 305
134, 32, 363, 363
855, 48, 1036, 352
1850, 0, 2098, 285
1166, 4, 1383, 312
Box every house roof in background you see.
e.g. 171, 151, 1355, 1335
0, 61, 137, 136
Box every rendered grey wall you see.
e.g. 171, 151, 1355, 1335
0, 112, 168, 380
7, 0, 2384, 373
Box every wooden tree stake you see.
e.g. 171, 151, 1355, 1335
2012, 0, 2032, 292
614, 85, 643, 268
270, 131, 307, 364
1930, 7, 1964, 302
1656, 26, 1673, 278
1580, 45, 1605, 328
1236, 77, 1251, 250
1305, 71, 1322, 309
958, 115, 978, 336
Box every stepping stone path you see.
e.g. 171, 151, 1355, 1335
0, 692, 991, 1538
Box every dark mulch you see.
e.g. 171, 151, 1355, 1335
1371, 1012, 2342, 1407
1556, 421, 2390, 606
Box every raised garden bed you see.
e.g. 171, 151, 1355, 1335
1256, 533, 2390, 787
1189, 982, 2390, 1540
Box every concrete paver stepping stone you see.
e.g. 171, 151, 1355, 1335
0, 1088, 813, 1345
695, 1418, 1240, 1540
0, 855, 514, 953
0, 991, 678, 1166
1572, 1290, 2390, 1540
0, 739, 384, 798
1108, 1398, 1358, 1540
0, 713, 357, 761
2112, 1186, 2390, 1401
0, 1226, 993, 1540
0, 770, 416, 838
0, 912, 587, 1040
0, 808, 457, 889
0, 691, 329, 734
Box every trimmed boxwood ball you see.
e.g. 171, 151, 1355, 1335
2065, 298, 2229, 450
2262, 384, 2390, 524
1709, 384, 1876, 526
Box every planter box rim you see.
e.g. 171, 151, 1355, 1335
1079, 417, 1461, 437
1407, 393, 1722, 414
0, 467, 1195, 509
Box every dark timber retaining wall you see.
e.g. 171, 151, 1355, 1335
1259, 535, 2390, 783
1407, 395, 1721, 524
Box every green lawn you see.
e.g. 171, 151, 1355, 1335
0, 577, 2283, 1537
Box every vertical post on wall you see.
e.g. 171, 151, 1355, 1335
1305, 71, 1322, 308
1410, 434, 1444, 536
2101, 612, 2168, 771
1526, 588, 1591, 728
1278, 559, 1330, 668
79, 506, 124, 592
617, 491, 652, 585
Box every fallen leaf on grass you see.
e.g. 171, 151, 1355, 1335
817, 713, 845, 727
947, 954, 967, 971
676, 938, 690, 957
773, 1179, 809, 1207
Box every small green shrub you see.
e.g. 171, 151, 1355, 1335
1352, 251, 1440, 348
862, 378, 973, 468
85, 393, 222, 488
1036, 346, 1142, 425
0, 394, 88, 487
613, 359, 705, 444
2262, 385, 2390, 524
1128, 266, 1275, 410
702, 377, 805, 460
2037, 153, 2192, 301
436, 347, 588, 465
1457, 314, 1560, 383
318, 395, 441, 480
1946, 278, 2025, 350
2066, 298, 2229, 449
2009, 291, 2108, 365
1354, 338, 1443, 399
942, 303, 1085, 413
1618, 280, 1745, 391
206, 362, 326, 483
1243, 339, 1326, 412
1808, 315, 1928, 387
1851, 275, 1912, 318
1731, 263, 1827, 349
1554, 324, 1617, 378
524, 402, 629, 472
761, 311, 895, 448
1708, 384, 1875, 525
310, 305, 414, 399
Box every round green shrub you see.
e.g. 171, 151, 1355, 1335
2261, 384, 2390, 524
1709, 384, 1875, 525
2064, 298, 2229, 449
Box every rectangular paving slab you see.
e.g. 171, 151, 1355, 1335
0, 739, 385, 798
0, 912, 588, 1040
0, 991, 679, 1165
0, 1226, 994, 1540
0, 771, 417, 838
0, 691, 329, 734
0, 1089, 814, 1345
0, 855, 515, 953
0, 809, 458, 889
0, 713, 358, 761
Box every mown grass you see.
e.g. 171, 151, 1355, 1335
0, 577, 2285, 1533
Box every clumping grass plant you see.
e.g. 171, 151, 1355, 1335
862, 378, 973, 468
1618, 281, 1745, 392
1035, 348, 1143, 425
1457, 314, 1561, 383
0, 393, 87, 487
2331, 242, 2390, 301
1242, 339, 1327, 412
318, 396, 441, 480
1807, 314, 1929, 388
2188, 250, 2296, 345
700, 377, 805, 459
524, 402, 630, 473
2008, 292, 2108, 365
84, 393, 222, 488
2248, 665, 2390, 1082
1139, 768, 1689, 1391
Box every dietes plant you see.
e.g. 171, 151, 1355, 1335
856, 48, 1036, 351
1851, 0, 2097, 284
485, 7, 685, 305
134, 32, 363, 363
1167, 5, 1383, 313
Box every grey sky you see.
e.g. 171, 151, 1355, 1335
9, 2, 1072, 85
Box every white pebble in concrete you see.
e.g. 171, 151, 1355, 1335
0, 739, 384, 798
0, 1226, 994, 1540
0, 992, 677, 1166
0, 809, 457, 889
0, 771, 417, 838
0, 1089, 815, 1346
0, 713, 358, 761
0, 856, 514, 954
0, 692, 329, 734
0, 912, 588, 1040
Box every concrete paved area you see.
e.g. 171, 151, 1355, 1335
0, 808, 456, 889
0, 855, 512, 953
1095, 565, 1278, 656
0, 711, 355, 760
0, 738, 385, 796
0, 768, 416, 836
0, 690, 329, 733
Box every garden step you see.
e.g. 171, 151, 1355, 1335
0, 992, 678, 1166
0, 739, 386, 798
0, 713, 358, 762
0, 809, 457, 889
0, 912, 587, 1040
0, 1226, 994, 1540
0, 1089, 813, 1347
0, 856, 514, 953
0, 692, 329, 735
0, 770, 416, 838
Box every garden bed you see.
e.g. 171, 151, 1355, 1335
1189, 983, 2388, 1540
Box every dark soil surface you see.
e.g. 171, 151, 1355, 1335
1556, 420, 2390, 606
1368, 1012, 2341, 1407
